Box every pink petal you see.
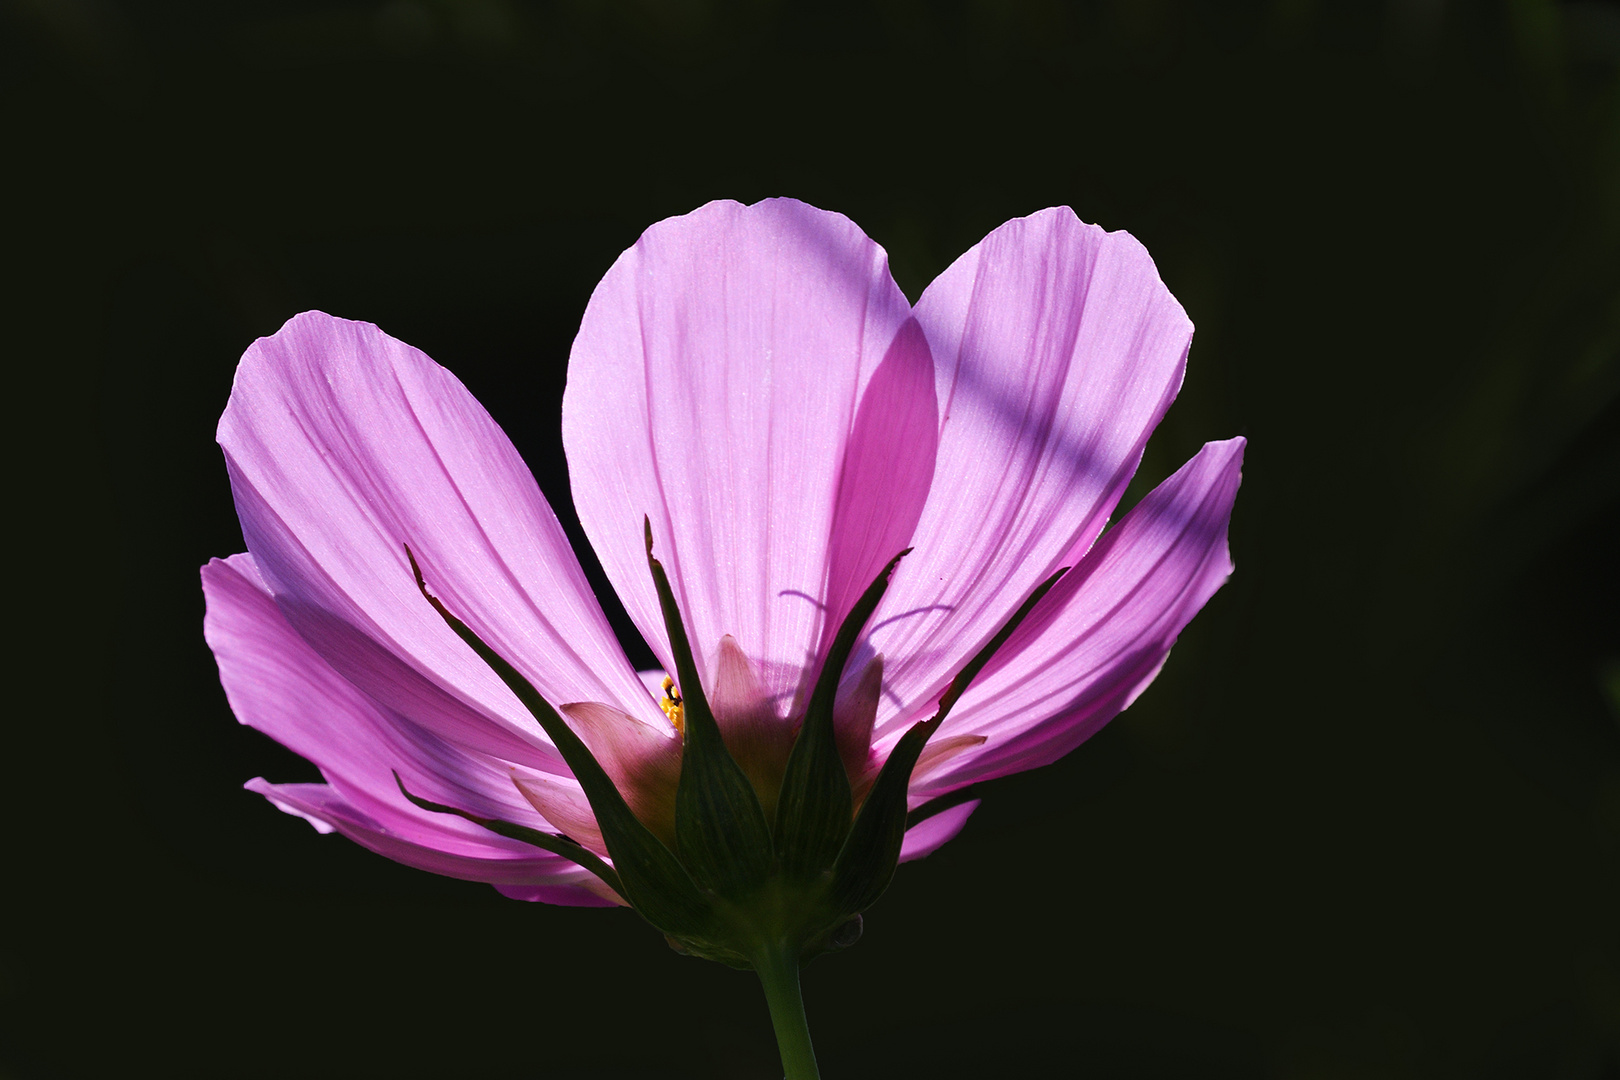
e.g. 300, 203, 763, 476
908, 438, 1245, 795
511, 771, 607, 856
219, 312, 663, 769
557, 701, 682, 846
898, 799, 980, 863
562, 199, 937, 719
249, 780, 615, 906
206, 552, 611, 903
909, 733, 987, 796
204, 553, 543, 835
870, 209, 1193, 732
210, 550, 618, 906
261, 572, 560, 771
636, 668, 670, 700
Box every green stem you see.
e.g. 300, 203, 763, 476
755, 944, 820, 1080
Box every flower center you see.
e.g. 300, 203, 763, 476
659, 675, 685, 735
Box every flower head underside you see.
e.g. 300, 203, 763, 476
202, 199, 1245, 946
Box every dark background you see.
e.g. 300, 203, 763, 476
8, 0, 1620, 1076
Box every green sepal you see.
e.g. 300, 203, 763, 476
825, 713, 941, 915
392, 770, 626, 899
775, 549, 910, 879
405, 545, 711, 937
829, 565, 1070, 914
644, 520, 776, 898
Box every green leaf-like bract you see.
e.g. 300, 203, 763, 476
775, 549, 910, 879
830, 565, 1070, 914
645, 519, 777, 899
392, 771, 625, 898
402, 538, 1069, 966
405, 545, 711, 938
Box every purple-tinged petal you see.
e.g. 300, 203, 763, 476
219, 312, 663, 768
263, 579, 561, 772
249, 780, 615, 906
898, 799, 980, 863
207, 552, 613, 902
908, 438, 1245, 796
557, 702, 682, 845
563, 199, 937, 718
207, 550, 609, 906
204, 554, 546, 836
817, 319, 939, 668
870, 209, 1192, 731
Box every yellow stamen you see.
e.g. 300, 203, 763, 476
659, 675, 685, 735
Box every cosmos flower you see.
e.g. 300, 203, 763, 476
202, 198, 1242, 1074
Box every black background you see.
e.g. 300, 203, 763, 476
8, 0, 1620, 1077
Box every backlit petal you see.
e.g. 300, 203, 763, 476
512, 771, 607, 856
248, 780, 614, 906
871, 209, 1192, 731
557, 701, 682, 845
204, 552, 604, 900
909, 438, 1244, 795
708, 635, 796, 811
898, 799, 980, 863
204, 553, 544, 833
563, 199, 937, 719
219, 312, 662, 770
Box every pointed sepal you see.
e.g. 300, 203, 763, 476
644, 520, 776, 898
825, 713, 941, 915
775, 549, 909, 879
829, 565, 1070, 914
392, 771, 626, 900
405, 545, 711, 937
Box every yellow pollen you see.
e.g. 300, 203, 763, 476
659, 675, 685, 735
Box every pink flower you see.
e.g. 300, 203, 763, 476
203, 198, 1242, 946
